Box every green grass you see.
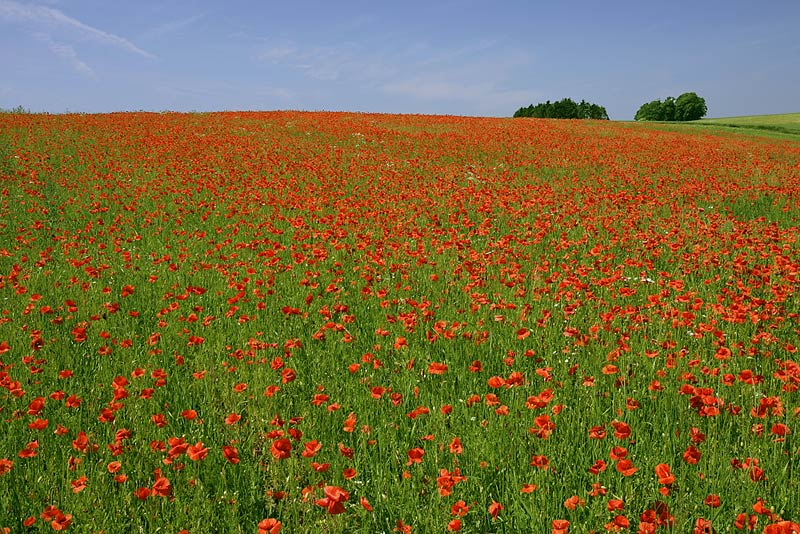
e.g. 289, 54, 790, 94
680, 112, 800, 141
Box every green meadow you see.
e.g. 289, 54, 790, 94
681, 113, 800, 141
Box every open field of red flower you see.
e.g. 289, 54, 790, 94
1, 112, 799, 533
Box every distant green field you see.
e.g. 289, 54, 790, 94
684, 112, 800, 141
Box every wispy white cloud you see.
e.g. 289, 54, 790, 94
257, 42, 389, 82
33, 32, 95, 78
411, 40, 497, 68
382, 78, 536, 114
255, 38, 537, 114
0, 0, 155, 58
142, 13, 204, 40
258, 45, 299, 63
152, 78, 294, 106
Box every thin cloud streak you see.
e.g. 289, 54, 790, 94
255, 38, 537, 115
382, 78, 537, 115
257, 43, 374, 82
255, 39, 512, 85
0, 0, 155, 58
33, 32, 95, 78
142, 13, 204, 40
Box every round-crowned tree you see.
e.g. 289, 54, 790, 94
635, 93, 706, 121
675, 92, 707, 121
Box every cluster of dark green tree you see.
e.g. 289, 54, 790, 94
513, 98, 609, 120
634, 92, 707, 121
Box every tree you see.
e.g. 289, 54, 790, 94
587, 103, 610, 120
661, 97, 676, 122
635, 93, 706, 121
513, 98, 608, 119
675, 92, 707, 121
634, 100, 664, 121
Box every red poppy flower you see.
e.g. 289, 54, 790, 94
611, 421, 631, 440
180, 409, 197, 420
343, 467, 357, 480
552, 519, 570, 534
564, 495, 583, 510
27, 397, 45, 415
469, 360, 483, 373
71, 476, 88, 493
0, 458, 13, 475
693, 518, 715, 534
753, 498, 772, 516
50, 512, 73, 531
315, 485, 349, 515
167, 437, 189, 458
488, 500, 503, 520
134, 487, 151, 500
222, 445, 240, 464
615, 459, 637, 477
770, 423, 790, 440
281, 369, 296, 383
28, 418, 48, 431
151, 414, 168, 428
343, 412, 357, 432
224, 413, 241, 425
360, 496, 372, 512
683, 445, 701, 464
607, 499, 624, 512
581, 459, 602, 477
609, 446, 628, 461
258, 518, 282, 534
437, 500, 461, 519
406, 447, 424, 465
602, 364, 619, 375
428, 362, 448, 374
270, 438, 291, 460
339, 443, 353, 459
734, 513, 758, 531
152, 476, 172, 498
608, 515, 629, 530
654, 463, 674, 485
530, 414, 556, 439
487, 375, 505, 388
106, 462, 122, 474
588, 426, 607, 439
301, 440, 321, 458
311, 462, 330, 472
18, 440, 39, 458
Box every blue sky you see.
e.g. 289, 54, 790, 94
1, 0, 798, 119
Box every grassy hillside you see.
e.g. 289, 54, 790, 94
684, 112, 800, 141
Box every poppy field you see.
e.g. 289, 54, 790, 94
1, 111, 800, 533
